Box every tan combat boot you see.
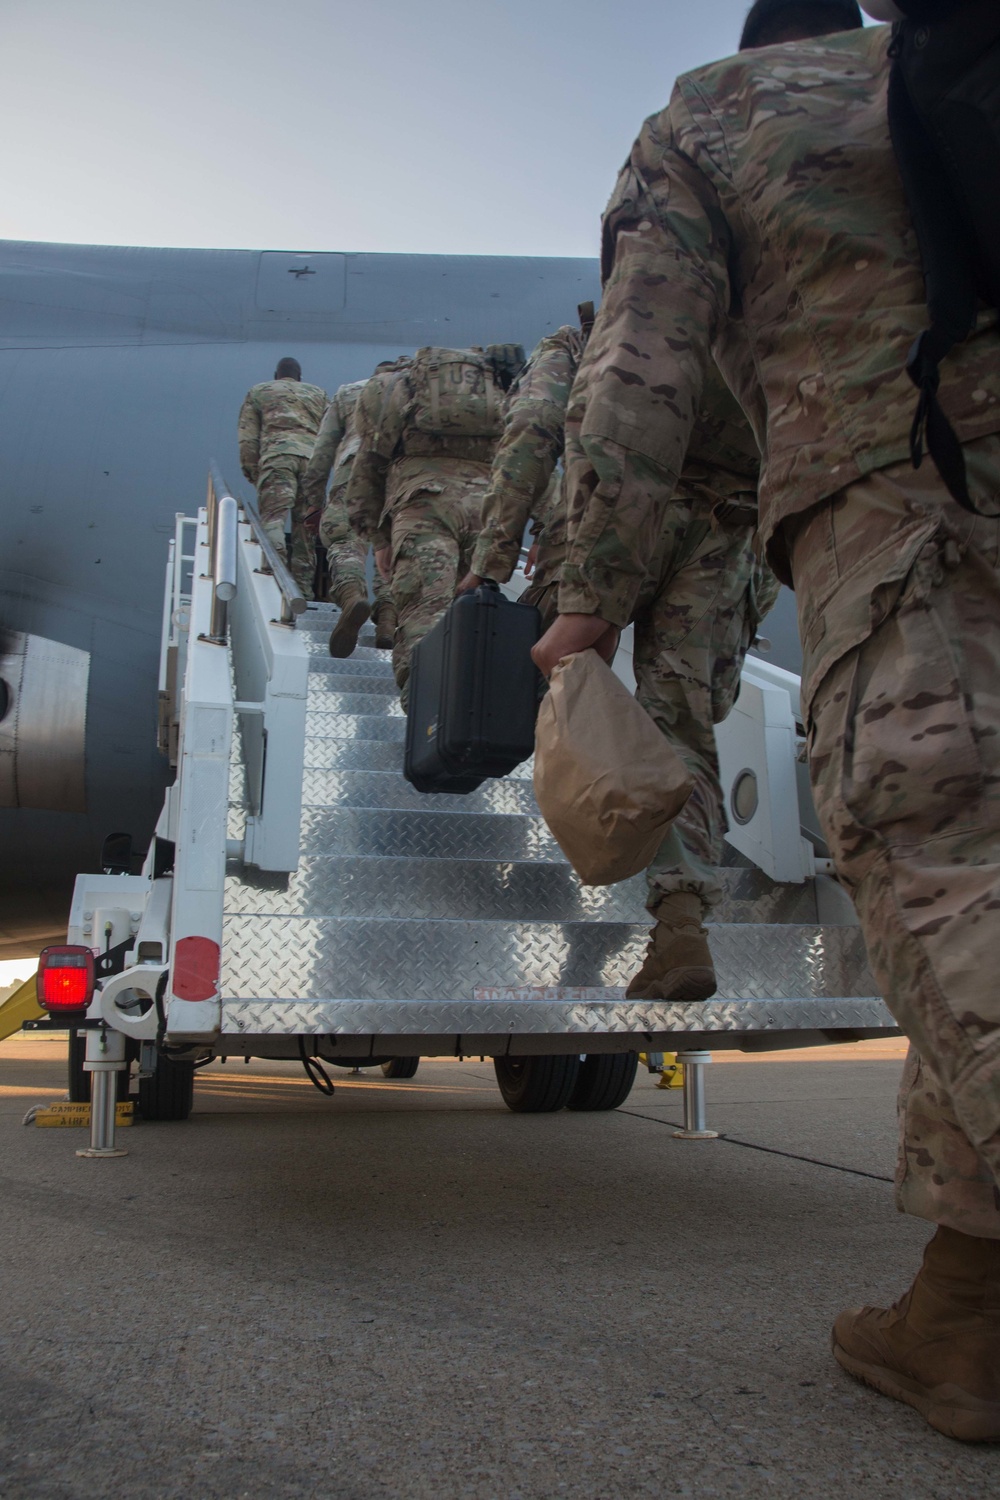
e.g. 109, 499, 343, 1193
832, 1226, 1000, 1442
624, 892, 716, 1003
328, 588, 371, 659
373, 600, 397, 652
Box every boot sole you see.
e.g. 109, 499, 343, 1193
328, 599, 371, 659
832, 1335, 1000, 1443
375, 627, 395, 650
625, 968, 717, 1003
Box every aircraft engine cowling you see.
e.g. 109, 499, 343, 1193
0, 629, 89, 813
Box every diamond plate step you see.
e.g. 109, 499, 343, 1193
296, 637, 391, 666
302, 657, 401, 681
303, 719, 539, 790
307, 712, 407, 742
299, 807, 564, 861
223, 993, 894, 1042
308, 671, 397, 696
307, 663, 395, 690
296, 604, 359, 621
301, 769, 538, 815
223, 856, 820, 925
219, 918, 875, 1003
302, 738, 406, 773
300, 631, 394, 665
301, 737, 535, 780
301, 738, 534, 780
304, 691, 406, 717
296, 616, 384, 645
225, 857, 646, 922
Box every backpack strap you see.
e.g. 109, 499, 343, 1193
425, 358, 441, 430
484, 363, 498, 429
888, 20, 1000, 517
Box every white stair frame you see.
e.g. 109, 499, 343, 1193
229, 518, 309, 873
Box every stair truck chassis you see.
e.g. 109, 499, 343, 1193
31, 471, 896, 1154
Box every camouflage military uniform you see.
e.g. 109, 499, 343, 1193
306, 381, 392, 615
560, 27, 1000, 1233
347, 350, 502, 704
472, 326, 586, 588
237, 377, 328, 597
475, 326, 775, 912
630, 390, 777, 911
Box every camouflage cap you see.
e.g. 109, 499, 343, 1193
739, 0, 863, 48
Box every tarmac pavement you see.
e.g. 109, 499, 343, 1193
1, 1035, 997, 1499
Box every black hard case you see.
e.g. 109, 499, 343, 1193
404, 584, 542, 794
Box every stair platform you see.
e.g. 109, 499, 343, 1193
217, 602, 894, 1052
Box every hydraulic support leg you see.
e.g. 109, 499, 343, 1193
77, 1027, 128, 1159
672, 1050, 719, 1140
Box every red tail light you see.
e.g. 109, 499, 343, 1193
37, 946, 95, 1012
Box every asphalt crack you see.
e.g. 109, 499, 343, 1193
618, 1109, 893, 1184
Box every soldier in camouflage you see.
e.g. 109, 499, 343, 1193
237, 357, 328, 598
306, 380, 397, 658
463, 311, 777, 1001
346, 346, 520, 706
460, 318, 590, 610
532, 15, 1000, 1439
622, 394, 778, 1002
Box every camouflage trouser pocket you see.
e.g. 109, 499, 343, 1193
518, 578, 560, 631
710, 558, 778, 721
319, 489, 354, 552
805, 543, 985, 887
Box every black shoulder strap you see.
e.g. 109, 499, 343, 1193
888, 14, 1000, 517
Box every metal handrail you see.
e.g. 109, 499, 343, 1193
208, 462, 306, 625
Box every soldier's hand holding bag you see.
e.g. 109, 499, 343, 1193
533, 651, 693, 886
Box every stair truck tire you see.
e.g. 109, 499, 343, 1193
381, 1057, 420, 1079
68, 1028, 89, 1102
566, 1052, 639, 1112
137, 1054, 195, 1121
494, 1054, 581, 1113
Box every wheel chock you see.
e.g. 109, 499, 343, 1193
29, 1101, 135, 1128
657, 1054, 684, 1090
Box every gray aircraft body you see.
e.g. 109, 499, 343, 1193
0, 238, 800, 959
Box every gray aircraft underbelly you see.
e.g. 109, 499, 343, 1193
0, 240, 801, 959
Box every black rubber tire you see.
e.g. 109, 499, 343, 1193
137, 1054, 195, 1121
566, 1052, 639, 1112
494, 1054, 581, 1113
380, 1056, 419, 1079
68, 1029, 89, 1103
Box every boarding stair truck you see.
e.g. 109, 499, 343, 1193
30, 470, 898, 1155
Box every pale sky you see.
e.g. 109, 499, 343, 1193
0, 0, 862, 257
0, 959, 34, 986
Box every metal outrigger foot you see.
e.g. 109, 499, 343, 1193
76, 1029, 128, 1159
672, 1050, 719, 1140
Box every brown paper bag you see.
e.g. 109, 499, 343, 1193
533, 650, 693, 885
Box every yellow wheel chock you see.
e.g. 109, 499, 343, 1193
639, 1051, 685, 1089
